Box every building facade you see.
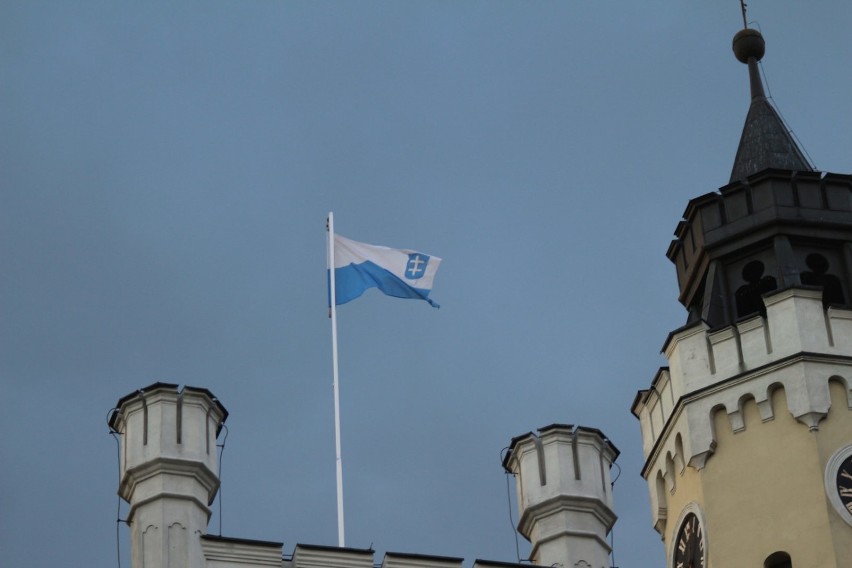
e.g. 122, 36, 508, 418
107, 24, 852, 568
109, 383, 616, 568
631, 28, 852, 568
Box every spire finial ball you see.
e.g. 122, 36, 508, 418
733, 28, 765, 63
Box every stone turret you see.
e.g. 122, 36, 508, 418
503, 425, 618, 568
109, 383, 228, 568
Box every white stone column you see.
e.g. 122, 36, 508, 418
110, 383, 228, 568
504, 425, 618, 568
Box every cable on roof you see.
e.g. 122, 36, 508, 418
750, 20, 817, 172
610, 460, 622, 488
107, 408, 128, 568
608, 460, 621, 568
501, 446, 532, 565
216, 422, 229, 536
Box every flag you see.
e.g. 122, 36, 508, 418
330, 234, 441, 308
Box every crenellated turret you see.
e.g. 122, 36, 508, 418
503, 425, 618, 568
109, 383, 228, 568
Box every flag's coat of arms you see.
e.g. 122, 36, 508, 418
405, 253, 430, 280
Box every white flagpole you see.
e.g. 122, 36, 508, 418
326, 212, 346, 547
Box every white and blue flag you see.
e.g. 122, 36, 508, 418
330, 234, 441, 308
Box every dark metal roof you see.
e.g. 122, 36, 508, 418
201, 534, 284, 548
729, 95, 812, 182
294, 543, 375, 555
383, 551, 464, 563
472, 560, 533, 568
729, 31, 812, 183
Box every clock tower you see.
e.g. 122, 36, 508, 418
632, 27, 852, 567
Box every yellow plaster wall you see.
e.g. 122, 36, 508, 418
673, 387, 841, 568
662, 464, 705, 566
816, 380, 852, 565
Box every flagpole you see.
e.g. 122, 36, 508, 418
326, 212, 346, 547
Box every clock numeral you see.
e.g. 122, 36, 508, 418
846, 502, 852, 514
839, 468, 852, 482
678, 538, 687, 554
676, 562, 684, 568
839, 487, 852, 498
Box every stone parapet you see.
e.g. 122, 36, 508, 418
293, 544, 374, 568
203, 535, 283, 568
381, 551, 463, 568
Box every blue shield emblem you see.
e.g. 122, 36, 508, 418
405, 253, 430, 280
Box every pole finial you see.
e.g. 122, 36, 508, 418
740, 0, 748, 29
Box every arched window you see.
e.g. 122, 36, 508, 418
764, 551, 791, 568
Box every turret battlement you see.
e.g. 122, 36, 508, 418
666, 169, 852, 328
110, 383, 228, 513
665, 287, 852, 403
632, 287, 852, 539
634, 287, 852, 469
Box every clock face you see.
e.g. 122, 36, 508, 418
673, 512, 705, 568
837, 454, 852, 515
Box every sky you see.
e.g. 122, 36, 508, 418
2, 2, 852, 568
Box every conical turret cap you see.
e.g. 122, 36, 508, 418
729, 28, 812, 183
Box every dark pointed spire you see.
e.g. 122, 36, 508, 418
729, 28, 812, 183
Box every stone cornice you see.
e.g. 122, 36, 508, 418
517, 493, 617, 538
640, 351, 852, 478
528, 528, 613, 565
126, 491, 212, 525
119, 455, 220, 507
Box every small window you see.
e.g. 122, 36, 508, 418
764, 551, 791, 568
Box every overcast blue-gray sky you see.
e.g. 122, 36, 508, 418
3, 3, 852, 568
